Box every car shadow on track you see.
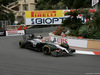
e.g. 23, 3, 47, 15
18, 47, 76, 57
50, 54, 75, 57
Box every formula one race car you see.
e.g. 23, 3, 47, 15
19, 34, 75, 56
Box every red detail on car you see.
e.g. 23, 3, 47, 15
56, 49, 61, 52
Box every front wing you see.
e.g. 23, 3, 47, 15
51, 48, 75, 57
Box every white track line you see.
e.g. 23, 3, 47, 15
75, 50, 95, 55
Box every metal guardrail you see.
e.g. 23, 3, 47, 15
26, 27, 57, 34
6, 25, 20, 30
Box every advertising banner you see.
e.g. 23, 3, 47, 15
25, 10, 63, 18
6, 30, 25, 36
50, 36, 87, 48
25, 9, 95, 25
26, 17, 67, 25
25, 10, 69, 25
50, 36, 68, 44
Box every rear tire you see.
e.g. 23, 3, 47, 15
19, 40, 26, 48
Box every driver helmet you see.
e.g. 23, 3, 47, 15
29, 34, 34, 39
37, 34, 43, 39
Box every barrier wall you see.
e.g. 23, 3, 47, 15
49, 33, 100, 50
67, 39, 87, 48
6, 30, 25, 36
6, 25, 25, 36
87, 40, 100, 49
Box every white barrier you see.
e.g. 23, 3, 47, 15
49, 32, 100, 50
67, 39, 87, 48
6, 30, 25, 36
49, 33, 88, 48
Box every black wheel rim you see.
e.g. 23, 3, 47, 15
19, 42, 22, 48
44, 47, 49, 54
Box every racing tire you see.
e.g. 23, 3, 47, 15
60, 43, 69, 49
19, 40, 26, 48
42, 45, 56, 55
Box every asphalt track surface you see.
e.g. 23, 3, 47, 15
0, 27, 100, 75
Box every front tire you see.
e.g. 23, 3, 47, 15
60, 43, 69, 49
42, 45, 56, 55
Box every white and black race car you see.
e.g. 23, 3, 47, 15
19, 34, 75, 56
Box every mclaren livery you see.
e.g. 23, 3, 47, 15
19, 34, 75, 56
